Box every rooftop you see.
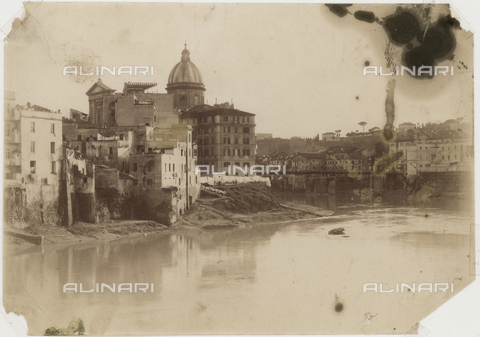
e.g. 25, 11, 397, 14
181, 104, 255, 118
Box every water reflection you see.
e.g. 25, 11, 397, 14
3, 196, 474, 335
279, 193, 337, 212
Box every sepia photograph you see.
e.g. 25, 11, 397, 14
1, 1, 478, 336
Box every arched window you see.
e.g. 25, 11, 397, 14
179, 95, 187, 107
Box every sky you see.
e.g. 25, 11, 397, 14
0, 2, 480, 337
2, 2, 474, 138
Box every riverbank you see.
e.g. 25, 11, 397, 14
3, 183, 333, 248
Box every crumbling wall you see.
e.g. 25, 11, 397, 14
95, 188, 134, 221
3, 187, 26, 225
134, 188, 176, 225
95, 168, 134, 221
4, 183, 61, 227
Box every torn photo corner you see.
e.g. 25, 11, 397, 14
1, 1, 477, 336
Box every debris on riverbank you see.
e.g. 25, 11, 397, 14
177, 183, 333, 229
4, 183, 333, 246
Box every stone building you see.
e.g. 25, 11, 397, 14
389, 138, 474, 175
256, 133, 273, 140
397, 122, 416, 134
322, 132, 336, 141
180, 104, 256, 174
61, 146, 96, 225
129, 124, 201, 224
4, 95, 63, 225
86, 80, 178, 129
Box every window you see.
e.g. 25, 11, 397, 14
223, 116, 228, 122
243, 138, 250, 145
51, 142, 55, 154
234, 138, 239, 144
169, 163, 171, 171
204, 149, 209, 156
243, 127, 249, 133
173, 164, 175, 172
31, 122, 35, 133
51, 123, 55, 134
30, 161, 36, 174
204, 138, 209, 145
147, 161, 153, 172
181, 149, 184, 156
133, 163, 137, 172
109, 147, 113, 155
51, 161, 56, 174
198, 139, 203, 145
223, 138, 230, 144
147, 179, 153, 186
30, 141, 35, 153
119, 134, 124, 140
243, 149, 250, 156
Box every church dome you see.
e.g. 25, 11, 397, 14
167, 45, 204, 86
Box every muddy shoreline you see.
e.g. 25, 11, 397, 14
3, 205, 329, 250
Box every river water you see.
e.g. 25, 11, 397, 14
3, 194, 474, 335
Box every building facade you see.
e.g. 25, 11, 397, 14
389, 138, 474, 175
86, 80, 178, 129
4, 96, 64, 225
180, 104, 256, 174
